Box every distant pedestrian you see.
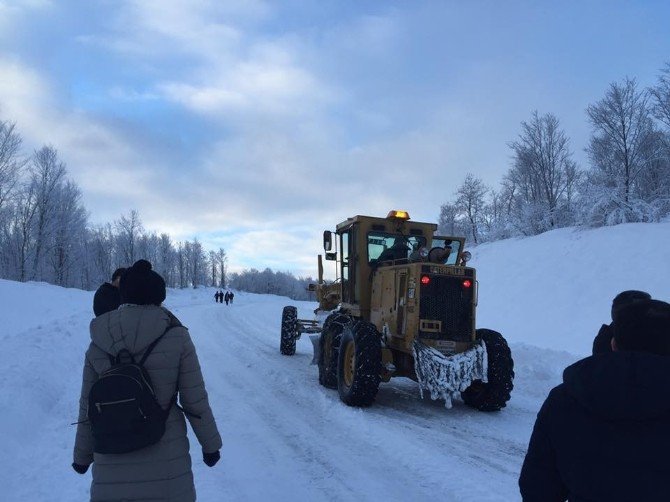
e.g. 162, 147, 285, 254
214, 290, 221, 303
224, 291, 230, 305
228, 291, 234, 304
592, 290, 651, 354
519, 298, 670, 501
73, 259, 222, 501
93, 267, 126, 317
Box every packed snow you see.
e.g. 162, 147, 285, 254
1, 222, 669, 501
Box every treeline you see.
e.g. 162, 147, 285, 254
440, 64, 670, 244
0, 123, 228, 290
228, 268, 316, 301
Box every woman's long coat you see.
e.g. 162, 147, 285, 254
74, 305, 222, 501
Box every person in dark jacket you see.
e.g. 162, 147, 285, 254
228, 291, 234, 304
519, 298, 670, 502
74, 260, 222, 501
592, 289, 651, 354
224, 291, 230, 305
92, 267, 126, 317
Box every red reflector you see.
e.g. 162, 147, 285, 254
462, 279, 472, 288
420, 275, 431, 285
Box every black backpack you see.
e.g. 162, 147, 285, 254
88, 327, 175, 454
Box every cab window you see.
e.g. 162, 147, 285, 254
431, 237, 462, 265
367, 232, 427, 263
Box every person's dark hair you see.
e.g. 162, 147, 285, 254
119, 260, 166, 306
613, 299, 670, 355
611, 290, 651, 321
111, 267, 127, 282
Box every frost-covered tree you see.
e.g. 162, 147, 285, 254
507, 111, 579, 233
437, 203, 463, 236
115, 210, 143, 265
650, 62, 670, 129
228, 267, 315, 301
187, 238, 207, 288
0, 120, 26, 212
49, 180, 87, 286
29, 146, 67, 281
9, 182, 38, 282
584, 77, 666, 225
455, 173, 488, 244
214, 247, 227, 287
156, 233, 175, 286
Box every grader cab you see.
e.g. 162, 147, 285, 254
279, 210, 514, 410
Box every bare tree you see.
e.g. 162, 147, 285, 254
29, 146, 67, 280
209, 250, 218, 287
49, 181, 87, 286
157, 233, 174, 286
649, 62, 670, 129
12, 183, 38, 282
176, 242, 186, 289
437, 202, 466, 237
587, 78, 660, 203
0, 120, 26, 212
188, 238, 207, 288
586, 77, 665, 223
455, 173, 488, 244
216, 248, 227, 288
508, 111, 579, 231
115, 210, 143, 265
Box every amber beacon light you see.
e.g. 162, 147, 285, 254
386, 210, 410, 220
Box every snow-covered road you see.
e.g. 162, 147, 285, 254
170, 292, 551, 502
5, 221, 669, 500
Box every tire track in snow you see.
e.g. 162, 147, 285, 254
179, 297, 531, 501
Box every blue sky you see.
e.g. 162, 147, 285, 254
1, 0, 669, 276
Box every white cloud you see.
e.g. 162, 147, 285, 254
0, 59, 160, 221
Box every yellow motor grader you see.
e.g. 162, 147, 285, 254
279, 210, 513, 410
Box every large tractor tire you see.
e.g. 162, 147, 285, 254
461, 329, 514, 411
318, 313, 350, 389
280, 306, 298, 355
337, 320, 382, 407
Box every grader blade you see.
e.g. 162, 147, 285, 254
309, 334, 320, 365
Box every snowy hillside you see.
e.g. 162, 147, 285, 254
0, 222, 669, 501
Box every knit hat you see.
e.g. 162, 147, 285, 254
611, 290, 651, 321
119, 259, 166, 306
614, 299, 670, 355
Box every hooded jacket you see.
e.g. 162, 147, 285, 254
73, 305, 222, 502
519, 351, 670, 501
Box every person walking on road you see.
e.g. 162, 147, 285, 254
93, 267, 126, 317
73, 259, 222, 501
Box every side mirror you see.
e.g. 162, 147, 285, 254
323, 230, 334, 252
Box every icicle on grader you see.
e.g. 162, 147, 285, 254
279, 210, 514, 410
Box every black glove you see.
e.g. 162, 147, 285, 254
203, 450, 220, 467
72, 462, 90, 474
